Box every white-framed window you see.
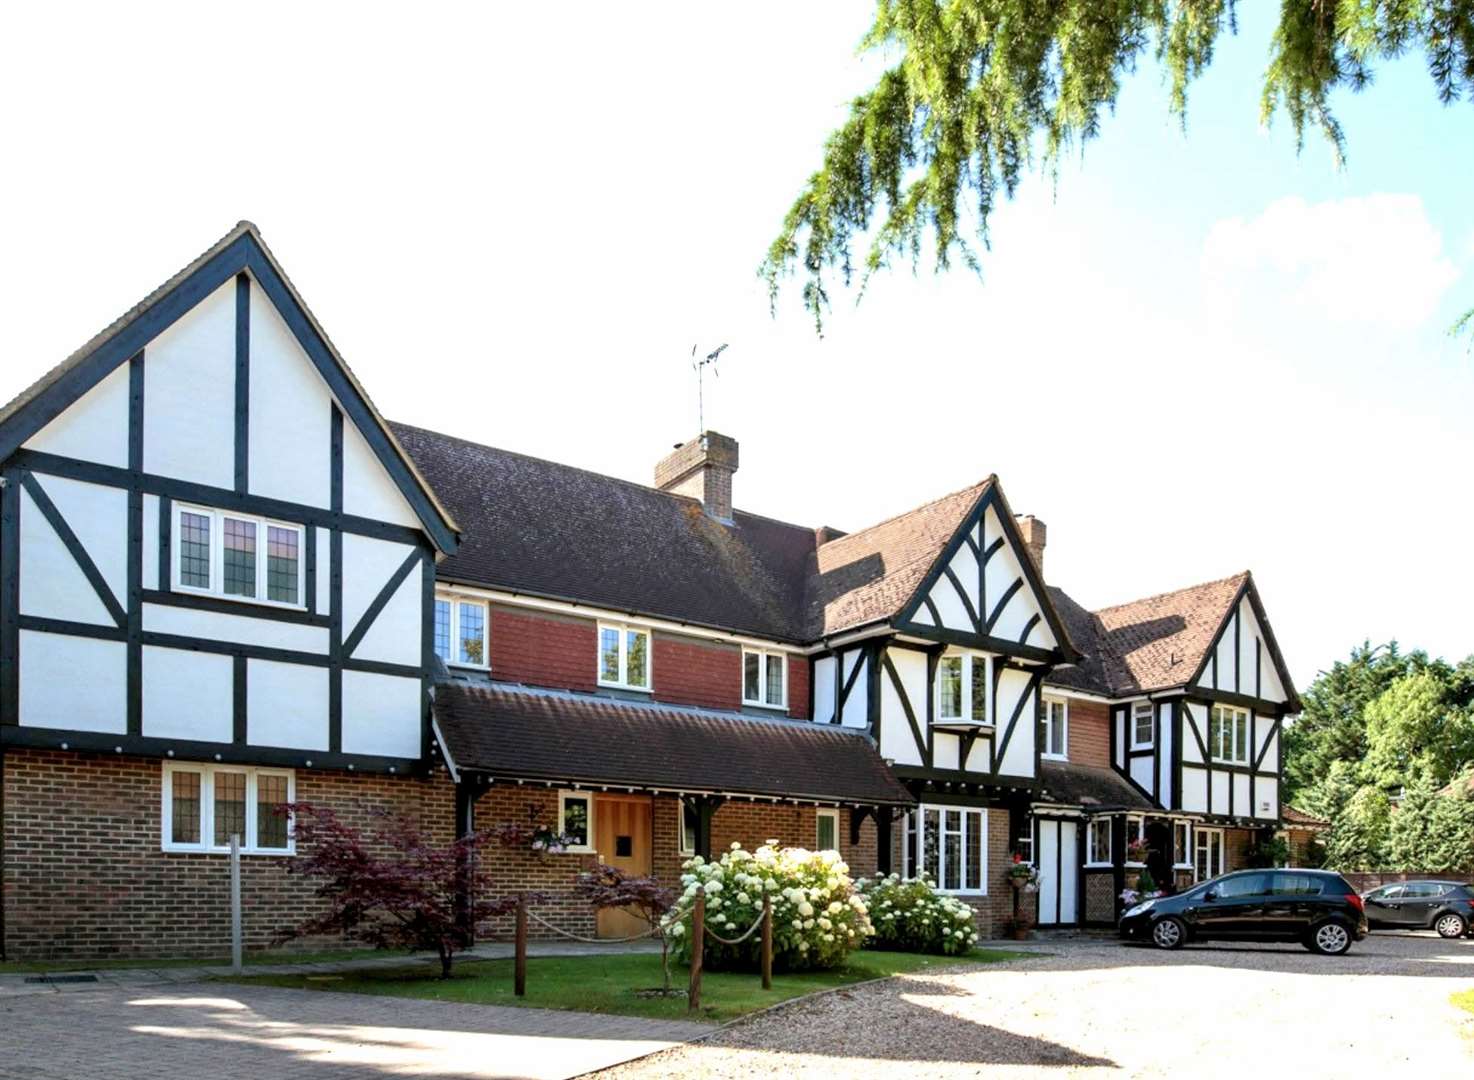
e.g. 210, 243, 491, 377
815, 808, 840, 852
1132, 701, 1154, 748
433, 594, 488, 668
1040, 696, 1068, 759
678, 800, 699, 855
598, 623, 650, 691
1085, 818, 1112, 867
557, 791, 594, 853
1209, 704, 1250, 764
1173, 821, 1193, 868
936, 651, 990, 724
900, 805, 988, 894
1124, 815, 1147, 865
161, 762, 294, 854
174, 503, 304, 608
743, 649, 787, 709
1194, 826, 1226, 880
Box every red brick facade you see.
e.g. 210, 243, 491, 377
1063, 697, 1111, 768
489, 605, 599, 692
0, 749, 454, 962
652, 633, 742, 711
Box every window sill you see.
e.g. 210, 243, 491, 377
173, 584, 307, 614
162, 846, 296, 857
1173, 863, 1194, 870
1041, 753, 1068, 762
597, 682, 652, 693
742, 699, 789, 711
1084, 862, 1113, 870
445, 661, 490, 672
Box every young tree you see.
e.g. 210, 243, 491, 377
575, 864, 679, 992
762, 2, 1474, 331
280, 804, 517, 978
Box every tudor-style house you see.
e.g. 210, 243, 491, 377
0, 224, 1301, 960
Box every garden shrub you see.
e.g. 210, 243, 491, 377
857, 873, 979, 955
669, 841, 872, 972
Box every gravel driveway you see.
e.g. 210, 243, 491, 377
597, 932, 1474, 1078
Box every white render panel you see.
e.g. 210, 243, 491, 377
141, 279, 236, 487
341, 534, 417, 636
932, 730, 960, 770
926, 545, 976, 632
839, 648, 869, 729
1254, 776, 1279, 819
1113, 708, 1126, 769
248, 659, 330, 750
315, 527, 331, 614
1258, 724, 1280, 772
142, 603, 329, 654
1210, 770, 1229, 816
1237, 599, 1257, 697
1130, 754, 1154, 794
1241, 600, 1289, 703
1180, 765, 1208, 812
142, 646, 232, 742
1233, 772, 1251, 815
1181, 702, 1207, 764
892, 647, 927, 737
341, 418, 418, 528
21, 361, 131, 466
993, 667, 1036, 777
1158, 704, 1174, 807
18, 631, 126, 733
962, 733, 992, 771
349, 554, 425, 667
878, 651, 922, 766
247, 284, 333, 509
142, 494, 160, 591
41, 475, 128, 605
18, 487, 113, 626
812, 655, 836, 724
980, 505, 1056, 649
341, 669, 422, 758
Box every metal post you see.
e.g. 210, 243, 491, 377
761, 891, 773, 991
229, 834, 243, 974
688, 890, 704, 1012
514, 894, 528, 997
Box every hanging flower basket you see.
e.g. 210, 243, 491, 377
1007, 855, 1039, 893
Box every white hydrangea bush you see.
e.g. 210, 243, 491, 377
856, 873, 980, 955
667, 840, 873, 971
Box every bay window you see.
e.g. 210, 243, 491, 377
174, 503, 303, 607
162, 763, 294, 854
1040, 696, 1068, 759
743, 649, 787, 709
433, 595, 487, 668
598, 623, 650, 690
1209, 704, 1250, 764
936, 652, 989, 724
900, 804, 987, 894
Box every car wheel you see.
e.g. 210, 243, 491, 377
1151, 917, 1186, 950
1434, 913, 1467, 939
1309, 920, 1353, 956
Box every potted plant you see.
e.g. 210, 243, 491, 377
1007, 853, 1039, 891
1002, 909, 1034, 941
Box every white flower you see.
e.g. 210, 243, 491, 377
731, 840, 742, 849
797, 941, 809, 952
823, 933, 834, 942
803, 919, 815, 930
669, 923, 685, 937
827, 901, 843, 914
792, 918, 803, 929
736, 892, 750, 905
797, 902, 814, 917
818, 917, 832, 931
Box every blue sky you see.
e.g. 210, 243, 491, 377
2, 2, 1470, 684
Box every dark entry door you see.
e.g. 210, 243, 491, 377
1144, 820, 1173, 890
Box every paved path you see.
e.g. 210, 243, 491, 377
596, 931, 1474, 1078
0, 978, 706, 1079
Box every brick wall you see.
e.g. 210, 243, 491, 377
788, 656, 810, 721
1, 749, 454, 962
652, 632, 741, 711
886, 803, 1014, 937
489, 605, 598, 692
1065, 698, 1110, 768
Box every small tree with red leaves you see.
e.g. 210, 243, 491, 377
280, 803, 517, 978
576, 863, 678, 992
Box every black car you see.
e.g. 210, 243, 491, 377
1362, 880, 1474, 938
1119, 868, 1369, 955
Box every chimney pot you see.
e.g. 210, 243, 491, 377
655, 431, 739, 523
1015, 514, 1047, 577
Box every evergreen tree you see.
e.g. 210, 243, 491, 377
1364, 671, 1474, 790
764, 1, 1474, 330
1321, 784, 1391, 870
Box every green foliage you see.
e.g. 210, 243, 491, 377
1246, 834, 1291, 868
1388, 770, 1474, 871
857, 874, 981, 955
764, 1, 1474, 330
1364, 670, 1474, 790
1322, 784, 1392, 870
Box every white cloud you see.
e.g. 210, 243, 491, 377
1201, 194, 1458, 328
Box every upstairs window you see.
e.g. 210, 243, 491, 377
743, 649, 787, 708
1040, 696, 1068, 759
1209, 704, 1251, 764
598, 623, 650, 691
433, 595, 487, 668
937, 652, 989, 724
175, 504, 303, 607
1132, 701, 1154, 748
162, 763, 294, 854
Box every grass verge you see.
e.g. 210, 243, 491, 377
0, 947, 395, 975
227, 948, 1026, 1024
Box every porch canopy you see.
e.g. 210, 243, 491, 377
431, 682, 914, 855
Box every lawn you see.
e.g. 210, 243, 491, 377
1454, 988, 1474, 1017
229, 947, 1027, 1024
0, 946, 392, 976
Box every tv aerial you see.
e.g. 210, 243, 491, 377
691, 343, 728, 433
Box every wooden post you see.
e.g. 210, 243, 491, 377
514, 894, 527, 997
229, 834, 243, 974
760, 890, 773, 990
688, 890, 704, 1012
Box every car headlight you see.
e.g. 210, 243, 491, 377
1124, 900, 1156, 918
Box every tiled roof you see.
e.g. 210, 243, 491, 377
1037, 761, 1153, 810
802, 480, 992, 640
1281, 805, 1330, 829
431, 682, 915, 806
1044, 586, 1111, 694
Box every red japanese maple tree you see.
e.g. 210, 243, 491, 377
280, 803, 517, 978
576, 863, 678, 991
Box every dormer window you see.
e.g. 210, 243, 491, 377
743, 649, 786, 709
937, 651, 989, 725
433, 594, 487, 668
174, 503, 303, 608
598, 623, 650, 691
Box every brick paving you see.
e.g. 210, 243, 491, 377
0, 978, 708, 1079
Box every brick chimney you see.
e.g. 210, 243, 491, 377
1015, 515, 1046, 577
655, 432, 739, 523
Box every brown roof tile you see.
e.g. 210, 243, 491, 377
432, 682, 914, 806
1038, 761, 1154, 810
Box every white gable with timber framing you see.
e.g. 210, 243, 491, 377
1193, 587, 1292, 705
0, 223, 458, 770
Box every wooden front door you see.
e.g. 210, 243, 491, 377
594, 795, 653, 938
